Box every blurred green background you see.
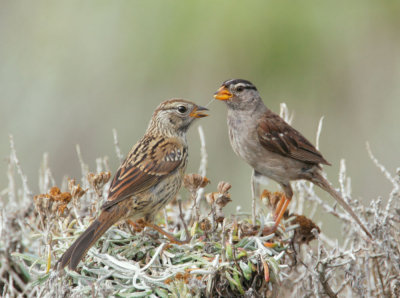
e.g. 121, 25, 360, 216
1, 1, 399, 225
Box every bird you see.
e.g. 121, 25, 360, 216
214, 79, 372, 238
56, 99, 208, 270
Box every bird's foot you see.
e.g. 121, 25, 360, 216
127, 219, 146, 233
262, 222, 286, 236
262, 225, 277, 236
142, 221, 191, 245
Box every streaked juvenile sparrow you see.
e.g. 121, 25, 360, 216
214, 79, 372, 238
57, 99, 208, 270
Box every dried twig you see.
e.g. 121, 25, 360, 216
112, 128, 124, 164
9, 135, 33, 200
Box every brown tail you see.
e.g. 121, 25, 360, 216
313, 173, 373, 239
56, 210, 120, 270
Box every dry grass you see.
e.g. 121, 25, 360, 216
1, 113, 399, 297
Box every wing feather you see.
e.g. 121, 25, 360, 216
102, 136, 186, 210
257, 110, 330, 165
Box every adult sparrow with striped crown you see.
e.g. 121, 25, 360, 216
57, 99, 208, 270
214, 79, 372, 238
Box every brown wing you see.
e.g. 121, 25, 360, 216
102, 136, 187, 210
257, 110, 330, 165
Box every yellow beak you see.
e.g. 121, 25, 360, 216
189, 106, 209, 118
213, 86, 233, 101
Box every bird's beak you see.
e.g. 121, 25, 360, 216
213, 86, 233, 101
189, 106, 209, 118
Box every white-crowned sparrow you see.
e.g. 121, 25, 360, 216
214, 79, 372, 238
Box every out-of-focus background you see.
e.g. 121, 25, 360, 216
1, 1, 399, 224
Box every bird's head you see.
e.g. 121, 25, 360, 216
214, 79, 261, 111
150, 99, 208, 136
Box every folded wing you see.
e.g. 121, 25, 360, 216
102, 136, 186, 210
257, 110, 330, 165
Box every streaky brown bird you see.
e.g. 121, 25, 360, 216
57, 99, 208, 270
214, 79, 372, 238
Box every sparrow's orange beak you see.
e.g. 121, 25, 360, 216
214, 86, 233, 101
189, 106, 209, 118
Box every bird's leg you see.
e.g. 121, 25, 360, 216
251, 170, 260, 225
273, 183, 293, 230
274, 196, 291, 229
142, 221, 191, 245
273, 195, 286, 220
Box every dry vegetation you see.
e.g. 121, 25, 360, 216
1, 107, 399, 297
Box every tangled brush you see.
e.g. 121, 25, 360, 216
1, 110, 399, 297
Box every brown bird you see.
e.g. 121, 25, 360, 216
214, 79, 372, 238
57, 99, 208, 270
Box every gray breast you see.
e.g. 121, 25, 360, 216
227, 113, 258, 164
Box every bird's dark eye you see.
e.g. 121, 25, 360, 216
177, 105, 187, 113
236, 85, 244, 92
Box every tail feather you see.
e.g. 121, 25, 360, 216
313, 173, 373, 239
56, 211, 119, 270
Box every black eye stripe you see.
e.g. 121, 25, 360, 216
233, 85, 256, 91
242, 85, 256, 90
